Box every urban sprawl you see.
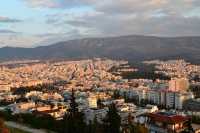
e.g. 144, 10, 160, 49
0, 59, 200, 133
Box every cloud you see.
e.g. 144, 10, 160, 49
23, 0, 200, 15
2, 0, 199, 47
64, 11, 200, 36
23, 0, 95, 8
0, 29, 47, 47
0, 34, 41, 47
0, 16, 21, 23
23, 0, 59, 8
30, 0, 200, 36
0, 29, 83, 48
34, 29, 83, 46
0, 29, 19, 34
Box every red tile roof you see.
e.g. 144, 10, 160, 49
146, 112, 189, 124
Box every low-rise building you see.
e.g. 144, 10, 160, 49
87, 95, 97, 108
144, 112, 191, 133
10, 102, 35, 114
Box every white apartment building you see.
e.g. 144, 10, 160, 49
174, 92, 194, 109
147, 90, 161, 105
136, 88, 193, 109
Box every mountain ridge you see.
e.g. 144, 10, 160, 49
1, 35, 200, 63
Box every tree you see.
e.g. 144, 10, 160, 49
90, 115, 104, 133
192, 115, 200, 124
123, 92, 128, 102
113, 90, 121, 99
69, 88, 78, 115
97, 99, 103, 109
86, 120, 94, 133
104, 103, 121, 133
140, 99, 149, 106
63, 89, 86, 133
187, 119, 194, 133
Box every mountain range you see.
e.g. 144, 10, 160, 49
1, 35, 200, 63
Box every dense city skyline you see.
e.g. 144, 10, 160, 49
0, 58, 200, 133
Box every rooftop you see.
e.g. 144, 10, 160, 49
146, 112, 190, 124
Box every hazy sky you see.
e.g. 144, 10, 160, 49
0, 0, 200, 47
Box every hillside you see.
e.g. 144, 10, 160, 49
1, 35, 200, 63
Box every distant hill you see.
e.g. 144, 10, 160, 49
1, 35, 200, 63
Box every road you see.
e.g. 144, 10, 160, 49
5, 121, 52, 133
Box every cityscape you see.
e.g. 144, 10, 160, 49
1, 0, 200, 133
0, 59, 200, 133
